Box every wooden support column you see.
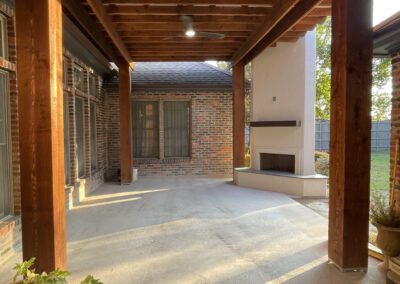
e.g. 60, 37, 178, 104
328, 0, 373, 270
232, 61, 245, 168
16, 0, 66, 272
119, 58, 133, 184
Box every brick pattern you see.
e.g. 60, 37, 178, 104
391, 53, 400, 211
7, 10, 20, 216
0, 217, 21, 262
104, 88, 233, 177
0, 0, 21, 265
63, 50, 108, 201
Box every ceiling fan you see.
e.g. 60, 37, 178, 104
180, 15, 225, 39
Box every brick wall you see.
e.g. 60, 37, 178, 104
0, 0, 110, 263
63, 50, 108, 204
0, 0, 21, 266
105, 87, 233, 177
391, 53, 400, 211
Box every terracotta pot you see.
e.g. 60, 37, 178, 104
373, 222, 400, 257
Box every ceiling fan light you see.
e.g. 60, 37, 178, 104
185, 29, 196, 37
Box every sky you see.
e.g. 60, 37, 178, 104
374, 0, 400, 25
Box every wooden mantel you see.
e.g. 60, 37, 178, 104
250, 120, 301, 127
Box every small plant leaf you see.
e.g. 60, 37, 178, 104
80, 275, 103, 284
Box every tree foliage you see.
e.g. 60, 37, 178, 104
316, 17, 392, 121
316, 17, 332, 120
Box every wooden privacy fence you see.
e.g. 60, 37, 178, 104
315, 120, 391, 152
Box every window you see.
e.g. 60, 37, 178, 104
89, 74, 96, 96
164, 101, 190, 157
75, 97, 85, 178
132, 101, 159, 158
131, 100, 191, 159
63, 92, 70, 185
0, 71, 11, 219
73, 65, 84, 91
90, 102, 97, 171
0, 14, 8, 59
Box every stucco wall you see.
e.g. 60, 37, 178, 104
250, 31, 316, 175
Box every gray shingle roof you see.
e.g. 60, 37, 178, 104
131, 62, 233, 92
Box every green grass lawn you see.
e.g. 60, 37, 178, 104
370, 151, 390, 193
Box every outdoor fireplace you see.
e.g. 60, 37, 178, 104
260, 153, 295, 174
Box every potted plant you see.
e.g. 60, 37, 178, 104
371, 193, 400, 271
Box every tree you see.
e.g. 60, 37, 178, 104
315, 17, 392, 121
371, 58, 392, 121
316, 17, 331, 120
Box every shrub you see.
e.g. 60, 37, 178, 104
370, 193, 400, 228
12, 258, 102, 284
315, 151, 329, 176
244, 153, 250, 167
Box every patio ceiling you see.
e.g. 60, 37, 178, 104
78, 0, 331, 63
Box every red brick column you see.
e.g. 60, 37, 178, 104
391, 53, 400, 212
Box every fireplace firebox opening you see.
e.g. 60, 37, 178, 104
260, 153, 295, 174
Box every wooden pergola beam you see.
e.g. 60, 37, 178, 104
232, 61, 246, 168
104, 5, 271, 16
132, 56, 230, 61
114, 22, 259, 32
241, 0, 325, 64
111, 15, 267, 24
62, 0, 117, 62
230, 0, 298, 65
119, 58, 133, 184
101, 0, 276, 5
328, 0, 372, 270
16, 0, 66, 272
86, 0, 132, 64
119, 31, 250, 37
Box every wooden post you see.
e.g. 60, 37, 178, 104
328, 0, 373, 271
233, 61, 245, 168
16, 0, 66, 272
119, 58, 133, 184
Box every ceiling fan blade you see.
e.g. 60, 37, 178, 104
197, 32, 225, 39
180, 15, 193, 29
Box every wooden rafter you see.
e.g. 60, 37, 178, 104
230, 0, 299, 65
101, 0, 276, 4
63, 0, 117, 61
241, 0, 326, 64
104, 6, 271, 16
85, 0, 132, 64
78, 0, 330, 61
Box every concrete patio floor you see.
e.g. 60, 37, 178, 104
65, 177, 384, 283
0, 177, 385, 283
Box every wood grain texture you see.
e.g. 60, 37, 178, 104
241, 0, 324, 64
328, 0, 373, 270
80, 0, 330, 61
232, 61, 245, 168
119, 59, 133, 184
86, 0, 132, 64
250, 121, 300, 127
230, 0, 297, 65
16, 0, 67, 272
62, 0, 117, 61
